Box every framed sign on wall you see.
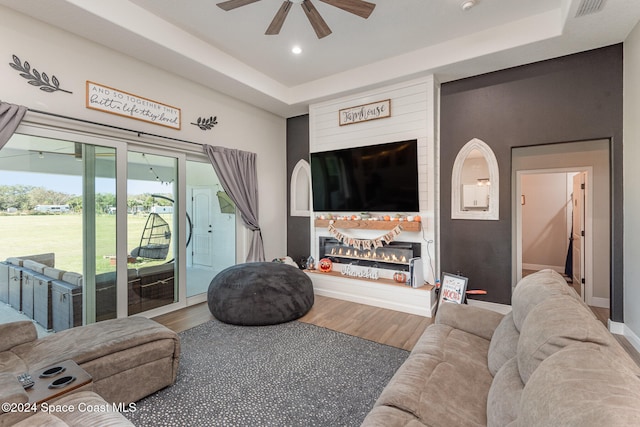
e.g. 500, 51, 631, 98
86, 81, 181, 129
338, 99, 391, 126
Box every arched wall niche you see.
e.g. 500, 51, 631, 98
451, 138, 499, 220
290, 159, 312, 217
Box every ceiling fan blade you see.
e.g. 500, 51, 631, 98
302, 0, 332, 39
217, 0, 261, 11
266, 1, 293, 35
318, 0, 375, 19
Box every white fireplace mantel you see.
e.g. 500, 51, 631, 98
306, 270, 435, 317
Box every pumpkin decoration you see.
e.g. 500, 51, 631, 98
393, 271, 408, 283
319, 258, 333, 273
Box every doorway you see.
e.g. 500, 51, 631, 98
185, 160, 236, 300
512, 139, 610, 308
517, 169, 588, 298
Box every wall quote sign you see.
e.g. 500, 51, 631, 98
86, 81, 181, 129
339, 99, 391, 126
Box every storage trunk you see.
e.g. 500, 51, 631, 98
52, 280, 82, 332
33, 273, 54, 330
0, 262, 9, 304
8, 265, 23, 311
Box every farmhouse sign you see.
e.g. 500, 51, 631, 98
86, 81, 181, 129
339, 99, 391, 126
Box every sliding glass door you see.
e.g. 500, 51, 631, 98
127, 151, 177, 314
0, 125, 234, 331
0, 132, 117, 328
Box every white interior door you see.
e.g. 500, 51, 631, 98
572, 172, 586, 299
192, 188, 214, 267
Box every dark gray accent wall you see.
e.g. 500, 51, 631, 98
440, 45, 623, 319
286, 114, 311, 266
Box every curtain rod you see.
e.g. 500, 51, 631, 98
27, 108, 202, 147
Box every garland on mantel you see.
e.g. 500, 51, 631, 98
327, 220, 403, 250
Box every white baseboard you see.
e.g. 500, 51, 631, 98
589, 296, 609, 309
609, 321, 640, 354
522, 263, 564, 274
466, 299, 512, 315
609, 320, 625, 335
625, 325, 640, 353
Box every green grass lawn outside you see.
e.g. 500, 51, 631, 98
0, 213, 174, 274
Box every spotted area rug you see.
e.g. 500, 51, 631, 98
124, 319, 409, 426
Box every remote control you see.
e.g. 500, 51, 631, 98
17, 373, 34, 389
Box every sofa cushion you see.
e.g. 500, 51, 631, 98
0, 372, 28, 408
487, 312, 519, 376
517, 343, 640, 427
11, 317, 178, 374
517, 295, 628, 384
44, 267, 65, 281
5, 257, 22, 266
12, 413, 69, 426
411, 324, 493, 372
511, 269, 574, 331
61, 271, 83, 287
435, 302, 505, 341
22, 260, 46, 274
486, 357, 523, 427
361, 405, 424, 427
375, 349, 493, 427
0, 321, 37, 353
16, 253, 55, 268
0, 351, 29, 376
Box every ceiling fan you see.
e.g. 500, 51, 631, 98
217, 0, 376, 39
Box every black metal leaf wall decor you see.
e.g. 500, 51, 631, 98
9, 55, 72, 94
191, 116, 218, 130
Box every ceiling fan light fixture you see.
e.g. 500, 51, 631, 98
291, 45, 302, 54
461, 0, 477, 11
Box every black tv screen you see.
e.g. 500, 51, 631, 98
310, 140, 420, 212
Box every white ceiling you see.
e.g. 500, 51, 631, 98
2, 0, 640, 117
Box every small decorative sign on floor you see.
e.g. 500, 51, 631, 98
86, 81, 181, 129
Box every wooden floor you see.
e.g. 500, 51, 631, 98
152, 295, 432, 351
297, 295, 432, 351
152, 295, 640, 364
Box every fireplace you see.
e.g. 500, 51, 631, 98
319, 237, 421, 272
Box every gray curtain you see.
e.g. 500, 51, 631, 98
0, 101, 27, 150
203, 144, 265, 263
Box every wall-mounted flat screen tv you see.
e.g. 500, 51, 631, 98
310, 139, 420, 212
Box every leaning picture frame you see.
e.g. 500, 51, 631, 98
439, 272, 468, 305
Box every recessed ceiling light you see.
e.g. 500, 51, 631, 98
292, 45, 302, 55
461, 0, 477, 11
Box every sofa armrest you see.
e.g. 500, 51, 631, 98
0, 321, 38, 353
0, 373, 28, 410
435, 302, 505, 341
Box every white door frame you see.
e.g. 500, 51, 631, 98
514, 167, 594, 304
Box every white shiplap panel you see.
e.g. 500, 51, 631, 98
310, 79, 432, 152
313, 95, 428, 144
308, 76, 439, 288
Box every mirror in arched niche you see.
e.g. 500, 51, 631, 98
291, 159, 312, 217
451, 138, 499, 220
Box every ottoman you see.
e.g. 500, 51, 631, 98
208, 262, 314, 326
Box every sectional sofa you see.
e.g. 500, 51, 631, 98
362, 269, 640, 426
0, 316, 180, 426
0, 253, 175, 332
